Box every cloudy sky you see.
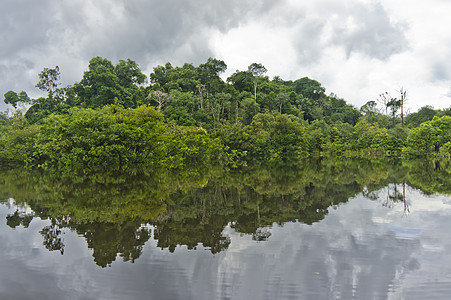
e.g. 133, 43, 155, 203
1, 0, 450, 112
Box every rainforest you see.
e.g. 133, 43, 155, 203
1, 57, 450, 172
2, 57, 451, 299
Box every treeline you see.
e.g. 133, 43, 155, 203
1, 57, 451, 170
0, 105, 221, 173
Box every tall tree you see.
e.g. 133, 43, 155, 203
360, 100, 378, 116
75, 57, 145, 108
75, 57, 119, 107
399, 88, 407, 128
248, 63, 267, 102
387, 97, 401, 127
149, 62, 173, 92
227, 70, 253, 93
197, 58, 227, 94
198, 58, 227, 79
36, 66, 60, 94
378, 92, 392, 116
148, 90, 171, 110
292, 77, 325, 100
276, 92, 289, 114
115, 59, 146, 87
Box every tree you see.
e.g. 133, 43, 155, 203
75, 57, 146, 108
268, 114, 308, 161
148, 90, 171, 110
114, 59, 147, 107
198, 58, 227, 79
354, 119, 388, 152
360, 100, 378, 116
378, 91, 401, 127
387, 97, 401, 127
36, 66, 60, 94
115, 59, 146, 87
0, 111, 7, 126
325, 96, 360, 125
227, 70, 253, 93
293, 77, 325, 100
405, 106, 437, 127
276, 92, 289, 114
75, 57, 119, 107
240, 97, 260, 124
403, 116, 451, 158
209, 92, 231, 127
3, 91, 30, 109
197, 58, 227, 95
399, 88, 407, 128
248, 63, 267, 102
4, 91, 19, 109
377, 92, 392, 116
149, 62, 173, 91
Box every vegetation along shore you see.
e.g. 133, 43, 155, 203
1, 57, 450, 172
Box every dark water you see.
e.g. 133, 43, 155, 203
1, 160, 451, 299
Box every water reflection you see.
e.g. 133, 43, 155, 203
0, 159, 449, 266
0, 159, 451, 298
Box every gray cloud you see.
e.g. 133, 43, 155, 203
0, 0, 431, 112
293, 19, 327, 64
430, 40, 451, 83
0, 0, 278, 110
288, 1, 408, 65
432, 63, 449, 82
0, 1, 54, 58
45, 0, 281, 64
329, 2, 408, 60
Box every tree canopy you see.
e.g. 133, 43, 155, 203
1, 56, 450, 170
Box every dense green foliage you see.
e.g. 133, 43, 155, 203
2, 105, 221, 173
1, 56, 450, 170
402, 116, 451, 159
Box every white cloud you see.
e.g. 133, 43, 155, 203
210, 20, 299, 80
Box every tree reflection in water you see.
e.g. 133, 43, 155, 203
0, 158, 449, 267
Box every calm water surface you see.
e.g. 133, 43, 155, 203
0, 160, 450, 299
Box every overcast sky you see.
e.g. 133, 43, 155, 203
1, 0, 450, 112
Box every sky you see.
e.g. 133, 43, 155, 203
1, 0, 450, 113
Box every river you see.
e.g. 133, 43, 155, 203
0, 159, 450, 299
